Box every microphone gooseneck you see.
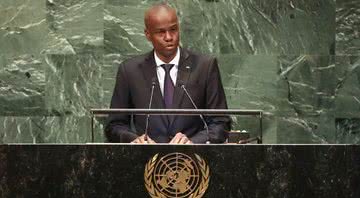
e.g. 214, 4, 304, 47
144, 78, 156, 142
177, 81, 210, 144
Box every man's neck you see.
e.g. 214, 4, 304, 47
154, 47, 180, 65
156, 53, 176, 63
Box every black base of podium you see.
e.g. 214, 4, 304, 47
0, 144, 359, 197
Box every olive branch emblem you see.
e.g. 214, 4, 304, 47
144, 153, 210, 198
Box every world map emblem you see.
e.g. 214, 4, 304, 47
144, 152, 210, 198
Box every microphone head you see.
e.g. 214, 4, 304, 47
151, 77, 157, 86
177, 80, 185, 87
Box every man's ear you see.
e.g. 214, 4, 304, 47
144, 29, 151, 41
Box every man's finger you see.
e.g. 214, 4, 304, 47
170, 136, 181, 144
176, 136, 183, 144
176, 134, 186, 144
169, 137, 175, 144
141, 134, 156, 144
132, 135, 147, 144
147, 137, 156, 144
131, 138, 139, 143
179, 136, 188, 144
169, 136, 178, 144
169, 133, 180, 144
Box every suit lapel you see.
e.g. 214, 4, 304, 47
139, 51, 168, 125
169, 48, 192, 126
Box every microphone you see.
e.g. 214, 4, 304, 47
144, 78, 157, 142
177, 80, 210, 144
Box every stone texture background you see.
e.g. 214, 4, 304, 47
0, 0, 359, 143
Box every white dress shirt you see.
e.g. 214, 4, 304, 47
154, 47, 180, 96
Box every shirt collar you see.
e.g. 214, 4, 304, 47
154, 47, 180, 67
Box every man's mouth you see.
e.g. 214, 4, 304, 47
165, 45, 175, 49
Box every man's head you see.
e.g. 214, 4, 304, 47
144, 3, 180, 63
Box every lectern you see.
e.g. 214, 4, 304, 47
1, 145, 359, 197
90, 108, 264, 143
78, 109, 264, 197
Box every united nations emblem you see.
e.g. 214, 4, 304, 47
144, 152, 210, 198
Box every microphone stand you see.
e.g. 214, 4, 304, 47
179, 82, 210, 144
144, 79, 156, 142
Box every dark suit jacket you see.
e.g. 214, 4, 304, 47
105, 48, 230, 143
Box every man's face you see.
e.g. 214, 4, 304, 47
145, 9, 180, 62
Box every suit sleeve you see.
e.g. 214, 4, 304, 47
104, 63, 138, 142
189, 57, 231, 143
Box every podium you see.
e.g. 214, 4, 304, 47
1, 144, 359, 197
90, 108, 264, 144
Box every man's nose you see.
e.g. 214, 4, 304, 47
164, 31, 173, 41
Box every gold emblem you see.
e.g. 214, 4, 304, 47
144, 152, 210, 198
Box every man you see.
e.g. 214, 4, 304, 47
105, 3, 230, 144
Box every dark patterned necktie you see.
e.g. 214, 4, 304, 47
161, 64, 174, 108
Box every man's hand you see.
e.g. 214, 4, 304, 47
169, 132, 193, 144
131, 134, 156, 144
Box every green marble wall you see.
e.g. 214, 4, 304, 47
0, 0, 359, 143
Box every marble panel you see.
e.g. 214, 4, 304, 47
334, 55, 360, 143
105, 0, 160, 6
174, 0, 221, 54
336, 118, 360, 144
217, 54, 279, 143
0, 0, 49, 55
278, 56, 360, 144
44, 54, 103, 116
277, 114, 336, 143
0, 54, 46, 116
43, 115, 103, 143
0, 115, 104, 143
230, 115, 278, 144
336, 0, 360, 55
334, 56, 360, 117
218, 54, 279, 112
277, 55, 336, 116
45, 0, 104, 54
104, 4, 152, 55
276, 55, 337, 143
217, 0, 335, 55
0, 117, 47, 143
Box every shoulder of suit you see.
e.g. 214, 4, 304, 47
116, 51, 153, 74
